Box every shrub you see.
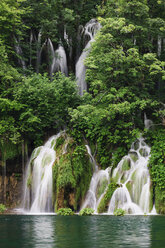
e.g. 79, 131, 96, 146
79, 208, 94, 216
114, 208, 125, 216
0, 204, 6, 213
57, 208, 74, 216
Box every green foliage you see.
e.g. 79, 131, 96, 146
79, 208, 94, 216
53, 134, 93, 212
13, 73, 80, 145
57, 208, 74, 216
147, 128, 165, 213
97, 182, 119, 213
155, 186, 165, 214
56, 154, 76, 189
114, 208, 125, 216
96, 178, 108, 199
149, 128, 165, 190
55, 137, 65, 150
0, 204, 6, 213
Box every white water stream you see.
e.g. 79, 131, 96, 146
47, 39, 68, 77
81, 145, 110, 212
82, 137, 155, 215
76, 19, 101, 96
22, 132, 155, 215
108, 137, 152, 214
23, 133, 62, 213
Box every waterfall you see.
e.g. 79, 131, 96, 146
23, 133, 62, 213
36, 30, 43, 73
108, 137, 152, 214
47, 39, 68, 77
76, 19, 101, 96
158, 35, 162, 57
81, 145, 110, 212
53, 45, 68, 76
22, 132, 154, 215
81, 137, 155, 215
144, 113, 153, 129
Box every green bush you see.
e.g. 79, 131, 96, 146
114, 208, 125, 216
0, 204, 6, 213
79, 208, 94, 216
57, 208, 74, 216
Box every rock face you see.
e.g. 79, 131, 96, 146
0, 173, 22, 207
0, 156, 22, 207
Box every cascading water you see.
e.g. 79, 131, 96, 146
108, 137, 152, 214
76, 19, 101, 96
53, 45, 68, 76
144, 113, 153, 129
81, 145, 110, 212
23, 133, 62, 213
47, 39, 68, 77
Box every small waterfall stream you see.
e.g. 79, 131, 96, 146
47, 39, 68, 77
108, 137, 152, 214
76, 19, 101, 96
82, 145, 110, 212
82, 137, 155, 215
23, 133, 61, 213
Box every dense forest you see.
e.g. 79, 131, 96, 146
0, 0, 165, 214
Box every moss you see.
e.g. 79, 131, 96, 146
133, 140, 139, 150
27, 175, 32, 188
129, 151, 138, 162
112, 171, 120, 183
97, 181, 119, 213
55, 136, 65, 150
139, 148, 148, 157
122, 158, 131, 171
155, 186, 165, 214
96, 178, 108, 199
79, 208, 94, 216
0, 204, 6, 213
131, 170, 137, 181
114, 208, 125, 216
126, 180, 133, 196
31, 147, 42, 161
57, 208, 74, 216
52, 136, 93, 212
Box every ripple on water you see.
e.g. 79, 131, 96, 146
0, 215, 165, 248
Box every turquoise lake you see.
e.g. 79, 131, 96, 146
0, 215, 165, 248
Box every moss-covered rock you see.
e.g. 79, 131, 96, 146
133, 140, 140, 150
96, 178, 108, 199
97, 181, 119, 213
53, 133, 93, 212
122, 158, 131, 171
139, 148, 148, 157
129, 151, 138, 162
126, 180, 133, 196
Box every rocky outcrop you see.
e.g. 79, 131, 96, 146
0, 173, 22, 207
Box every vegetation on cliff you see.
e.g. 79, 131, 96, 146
0, 0, 165, 212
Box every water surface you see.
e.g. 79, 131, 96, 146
0, 215, 164, 248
